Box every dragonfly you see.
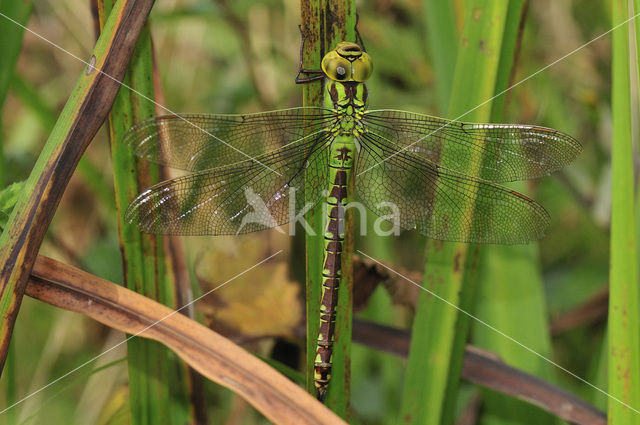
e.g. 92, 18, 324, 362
124, 36, 581, 402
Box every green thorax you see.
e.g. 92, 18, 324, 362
324, 80, 367, 140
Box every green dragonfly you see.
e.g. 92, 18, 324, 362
124, 38, 581, 401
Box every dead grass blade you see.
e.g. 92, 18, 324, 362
26, 256, 346, 425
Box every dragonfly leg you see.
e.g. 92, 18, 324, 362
355, 14, 367, 52
295, 24, 325, 84
295, 73, 325, 84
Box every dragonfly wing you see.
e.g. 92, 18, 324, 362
124, 107, 335, 171
125, 131, 332, 235
355, 132, 550, 244
362, 109, 581, 182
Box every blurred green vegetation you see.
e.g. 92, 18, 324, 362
0, 0, 628, 424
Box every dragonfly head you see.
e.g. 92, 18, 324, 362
321, 42, 372, 83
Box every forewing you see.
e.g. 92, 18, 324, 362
124, 107, 335, 171
125, 131, 332, 235
362, 109, 581, 182
355, 132, 550, 244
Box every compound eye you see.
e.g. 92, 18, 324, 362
351, 52, 373, 82
321, 53, 352, 81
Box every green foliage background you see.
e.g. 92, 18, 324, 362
0, 0, 635, 424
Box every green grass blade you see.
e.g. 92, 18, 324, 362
608, 0, 640, 422
488, 1, 525, 122
636, 0, 640, 90
447, 3, 508, 117
0, 0, 154, 373
472, 2, 560, 424
589, 331, 609, 411
634, 0, 640, 258
0, 178, 22, 423
301, 1, 356, 417
98, 2, 191, 424
424, 0, 458, 113
401, 242, 480, 425
399, 2, 509, 424
473, 245, 559, 423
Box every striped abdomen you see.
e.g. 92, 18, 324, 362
314, 140, 353, 401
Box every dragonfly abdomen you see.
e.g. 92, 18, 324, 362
313, 77, 363, 400
314, 136, 355, 401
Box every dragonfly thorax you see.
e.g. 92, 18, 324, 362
326, 81, 366, 137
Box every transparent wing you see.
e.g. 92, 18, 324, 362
362, 109, 582, 182
355, 132, 550, 244
125, 131, 332, 235
124, 107, 335, 171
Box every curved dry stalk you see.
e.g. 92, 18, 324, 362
352, 319, 606, 425
352, 255, 606, 424
26, 256, 346, 425
23, 253, 606, 425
